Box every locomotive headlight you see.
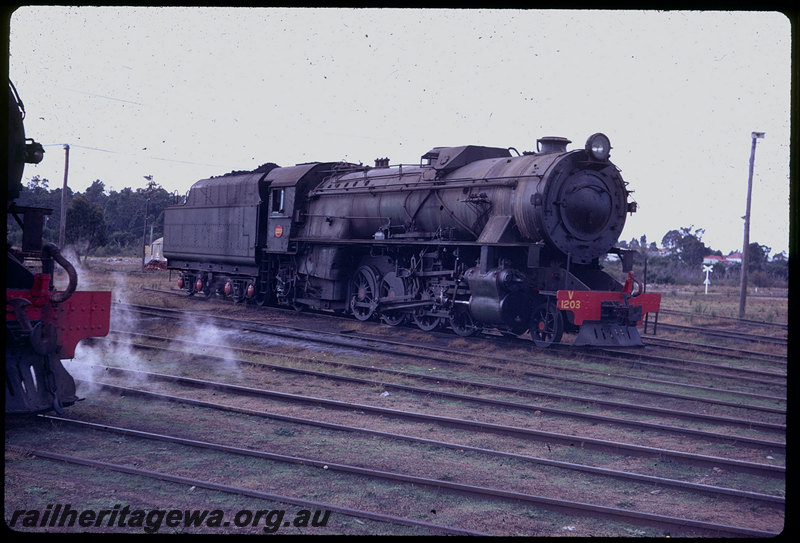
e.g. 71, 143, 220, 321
24, 139, 44, 164
585, 133, 611, 161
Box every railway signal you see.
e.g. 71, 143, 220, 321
702, 264, 713, 295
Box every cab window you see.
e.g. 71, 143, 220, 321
271, 189, 285, 214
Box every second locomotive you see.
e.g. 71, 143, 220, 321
164, 133, 660, 347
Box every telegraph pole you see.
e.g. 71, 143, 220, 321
738, 131, 764, 318
142, 175, 154, 270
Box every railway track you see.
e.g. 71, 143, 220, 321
78, 362, 787, 472
117, 302, 787, 399
6, 440, 484, 536
45, 387, 785, 505
6, 299, 785, 536
9, 414, 779, 538
642, 335, 786, 365
657, 308, 788, 332
109, 330, 785, 429
7, 364, 783, 537
144, 286, 789, 348
653, 321, 787, 346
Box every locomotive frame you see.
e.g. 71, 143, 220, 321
164, 133, 660, 348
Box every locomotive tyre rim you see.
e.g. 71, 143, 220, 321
381, 311, 407, 326
530, 303, 564, 348
379, 272, 409, 326
350, 265, 379, 321
449, 306, 481, 337
414, 313, 442, 332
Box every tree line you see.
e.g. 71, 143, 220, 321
7, 176, 180, 263
8, 177, 788, 287
617, 227, 787, 287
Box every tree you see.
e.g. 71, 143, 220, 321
84, 179, 107, 206
659, 226, 709, 267
104, 187, 140, 244
7, 176, 72, 247
142, 185, 176, 242
661, 230, 682, 252
65, 195, 107, 264
26, 175, 50, 193
677, 233, 707, 267
746, 242, 770, 272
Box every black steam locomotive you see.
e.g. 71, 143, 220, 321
7, 81, 111, 414
164, 133, 660, 347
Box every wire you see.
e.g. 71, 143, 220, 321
39, 143, 224, 168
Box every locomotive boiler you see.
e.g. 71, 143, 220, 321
6, 81, 111, 414
165, 133, 660, 347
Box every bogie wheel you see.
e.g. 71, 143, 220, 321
449, 306, 481, 337
530, 303, 564, 347
350, 265, 379, 321
232, 283, 246, 304
201, 276, 215, 298
185, 276, 196, 297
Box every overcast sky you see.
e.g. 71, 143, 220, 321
8, 7, 792, 256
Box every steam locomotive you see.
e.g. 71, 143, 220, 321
164, 133, 660, 347
6, 81, 111, 414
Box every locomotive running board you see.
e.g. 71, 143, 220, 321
572, 322, 644, 347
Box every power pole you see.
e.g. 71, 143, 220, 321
58, 144, 70, 249
142, 175, 154, 270
738, 131, 764, 318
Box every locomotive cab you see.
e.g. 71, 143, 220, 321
263, 162, 364, 253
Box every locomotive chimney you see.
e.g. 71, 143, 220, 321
374, 157, 390, 168
536, 137, 572, 154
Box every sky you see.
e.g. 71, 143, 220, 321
8, 7, 793, 256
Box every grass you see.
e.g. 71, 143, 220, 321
656, 284, 788, 324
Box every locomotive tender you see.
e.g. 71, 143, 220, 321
7, 81, 111, 414
164, 133, 660, 347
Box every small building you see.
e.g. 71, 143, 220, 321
145, 237, 167, 268
725, 251, 743, 264
702, 255, 727, 266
